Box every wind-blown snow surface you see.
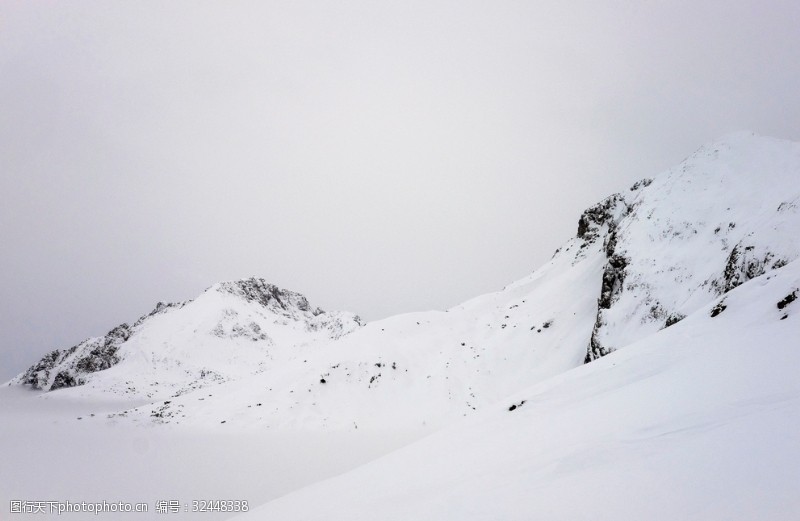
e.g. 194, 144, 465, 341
3, 132, 800, 519
238, 259, 800, 521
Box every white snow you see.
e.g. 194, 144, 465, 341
237, 258, 800, 521
2, 132, 799, 520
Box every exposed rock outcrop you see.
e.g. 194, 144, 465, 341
216, 278, 324, 316
18, 323, 131, 391
716, 240, 787, 294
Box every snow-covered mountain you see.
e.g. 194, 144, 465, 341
4, 132, 800, 520
580, 132, 800, 361
8, 132, 800, 433
10, 278, 363, 398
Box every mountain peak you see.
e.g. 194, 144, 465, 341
11, 277, 362, 393
212, 277, 324, 316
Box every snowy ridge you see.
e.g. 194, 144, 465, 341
9, 278, 362, 398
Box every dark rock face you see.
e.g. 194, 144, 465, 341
51, 371, 80, 390
213, 278, 364, 339
507, 400, 526, 412
16, 299, 186, 392
665, 312, 686, 328
717, 241, 786, 294
585, 255, 630, 362
576, 194, 630, 244
710, 301, 727, 318
20, 323, 131, 391
598, 254, 629, 310
216, 278, 324, 316
777, 290, 798, 310
133, 301, 187, 327
19, 350, 61, 389
581, 193, 633, 363
585, 320, 612, 363
629, 178, 653, 191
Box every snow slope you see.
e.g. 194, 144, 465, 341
237, 257, 800, 521
92, 238, 606, 430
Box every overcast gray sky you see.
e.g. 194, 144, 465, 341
2, 0, 799, 381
